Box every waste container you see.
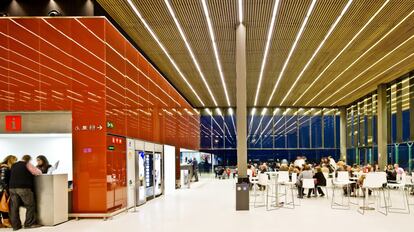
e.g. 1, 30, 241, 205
236, 181, 249, 211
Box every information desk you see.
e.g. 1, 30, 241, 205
34, 174, 68, 226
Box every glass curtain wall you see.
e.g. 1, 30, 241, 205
346, 70, 414, 171
200, 107, 340, 165
387, 73, 413, 170
346, 94, 377, 166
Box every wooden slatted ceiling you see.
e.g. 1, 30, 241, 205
97, 0, 414, 108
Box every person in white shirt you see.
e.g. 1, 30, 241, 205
394, 164, 404, 175
294, 156, 305, 168
328, 156, 337, 171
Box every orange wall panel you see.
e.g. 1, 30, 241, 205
0, 17, 199, 213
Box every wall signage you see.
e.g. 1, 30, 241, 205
111, 137, 123, 144
5, 115, 22, 132
74, 124, 103, 131
107, 121, 114, 129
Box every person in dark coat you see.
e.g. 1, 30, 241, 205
313, 166, 327, 197
0, 155, 17, 228
9, 155, 42, 230
192, 158, 199, 182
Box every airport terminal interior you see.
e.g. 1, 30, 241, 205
0, 0, 414, 231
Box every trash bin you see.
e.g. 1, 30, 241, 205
236, 182, 249, 211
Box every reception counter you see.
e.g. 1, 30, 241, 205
34, 174, 68, 226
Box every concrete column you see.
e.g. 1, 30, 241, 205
339, 107, 347, 162
236, 23, 247, 178
377, 84, 388, 168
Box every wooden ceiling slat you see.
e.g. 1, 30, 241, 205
97, 0, 414, 108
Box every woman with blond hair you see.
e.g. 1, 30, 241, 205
0, 155, 17, 228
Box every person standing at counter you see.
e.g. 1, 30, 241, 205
36, 155, 51, 174
192, 158, 198, 182
9, 155, 42, 230
0, 155, 17, 228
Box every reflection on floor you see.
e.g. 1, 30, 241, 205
29, 176, 411, 232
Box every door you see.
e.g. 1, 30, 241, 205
358, 147, 373, 165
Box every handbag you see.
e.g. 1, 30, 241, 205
0, 191, 10, 213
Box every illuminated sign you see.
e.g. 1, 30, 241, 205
5, 115, 22, 132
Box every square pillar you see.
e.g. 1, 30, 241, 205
377, 84, 388, 168
339, 108, 347, 162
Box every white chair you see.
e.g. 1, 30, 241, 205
331, 171, 354, 209
322, 172, 331, 199
359, 172, 388, 215
302, 179, 316, 198
249, 176, 259, 206
387, 172, 410, 214
283, 172, 297, 208
256, 173, 269, 207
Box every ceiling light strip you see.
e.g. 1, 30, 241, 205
293, 1, 389, 105
266, 0, 317, 106
331, 52, 414, 105
127, 0, 205, 106
165, 0, 218, 106
247, 108, 256, 138
280, 0, 353, 105
238, 0, 243, 23
319, 33, 414, 105
253, 0, 280, 106
201, 0, 231, 106
305, 4, 414, 106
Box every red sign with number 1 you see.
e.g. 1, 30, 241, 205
5, 116, 22, 132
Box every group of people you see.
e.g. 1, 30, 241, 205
0, 154, 51, 230
247, 157, 333, 199
246, 155, 410, 199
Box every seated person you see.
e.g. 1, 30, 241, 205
313, 167, 326, 197
385, 164, 396, 182
279, 164, 289, 171
297, 165, 314, 199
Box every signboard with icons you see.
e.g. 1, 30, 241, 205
74, 124, 103, 131
106, 121, 114, 129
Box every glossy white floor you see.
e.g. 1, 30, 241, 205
28, 176, 412, 232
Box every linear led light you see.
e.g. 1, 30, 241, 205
206, 108, 212, 115
293, 0, 389, 105
280, 0, 353, 105
126, 0, 204, 106
266, 0, 317, 106
247, 108, 256, 136
319, 33, 414, 105
238, 0, 243, 23
331, 51, 414, 105
253, 0, 280, 106
216, 108, 222, 115
165, 0, 217, 106
305, 4, 414, 106
252, 108, 268, 136
201, 0, 231, 106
